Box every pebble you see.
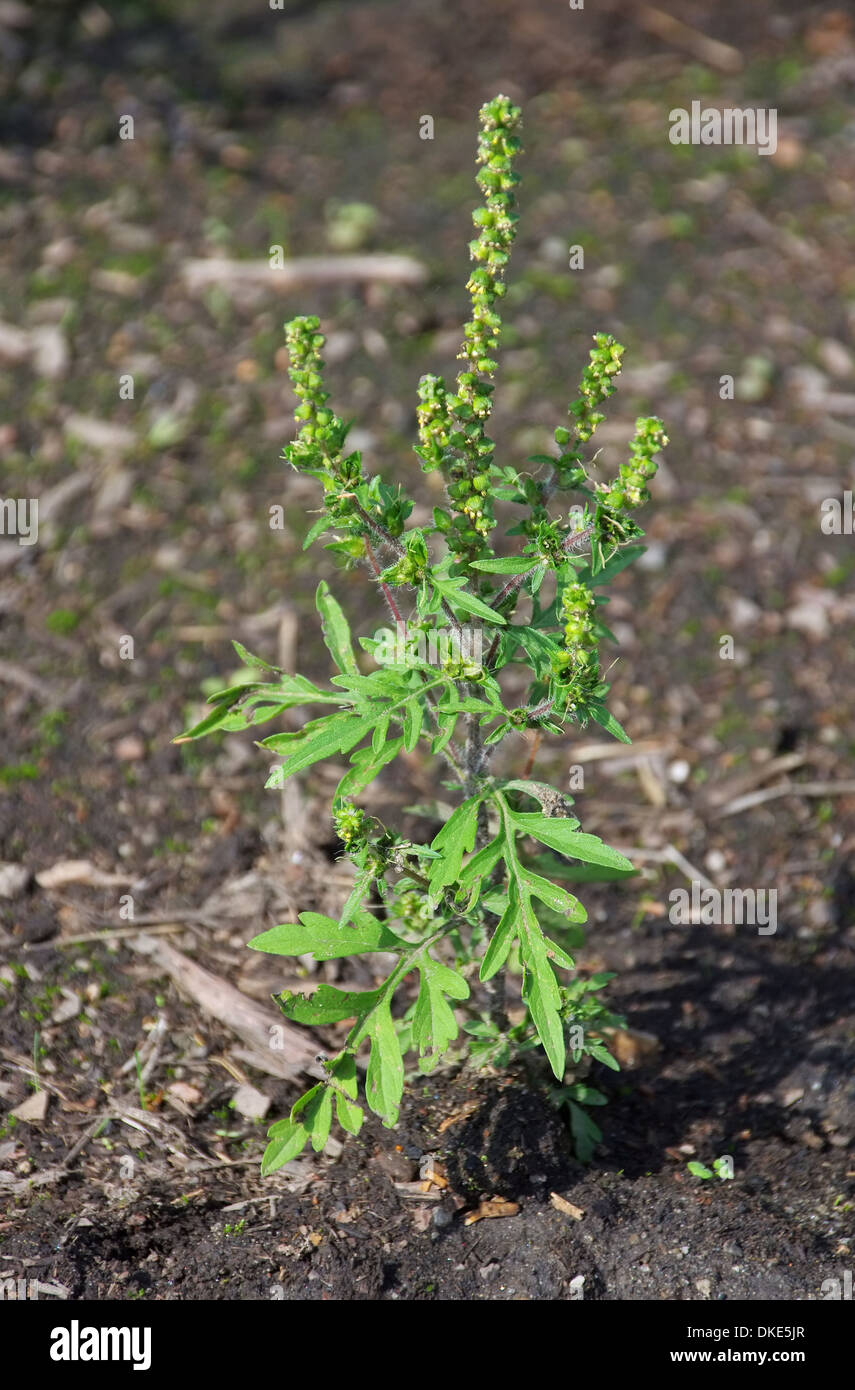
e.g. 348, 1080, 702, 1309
51, 989, 81, 1024
0, 862, 31, 899
11, 1090, 49, 1123
231, 1084, 271, 1121
114, 735, 145, 762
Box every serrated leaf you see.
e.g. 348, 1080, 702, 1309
372, 713, 390, 754
264, 713, 372, 786
277, 983, 382, 1024
338, 865, 376, 929
335, 735, 404, 798
427, 796, 480, 899
356, 1003, 404, 1125
510, 813, 633, 871
430, 712, 458, 755
519, 868, 586, 922
525, 851, 637, 883
248, 910, 403, 959
316, 580, 359, 676
412, 954, 469, 1060
516, 897, 565, 1079
459, 835, 505, 891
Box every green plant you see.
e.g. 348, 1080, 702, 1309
687, 1157, 734, 1181
176, 95, 667, 1174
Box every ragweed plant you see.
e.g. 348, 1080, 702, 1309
176, 96, 668, 1173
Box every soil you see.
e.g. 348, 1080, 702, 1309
1, 0, 854, 1301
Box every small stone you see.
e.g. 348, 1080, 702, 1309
29, 326, 69, 379
0, 863, 31, 899
11, 1090, 49, 1123
167, 1082, 203, 1106
231, 1084, 271, 1121
51, 989, 81, 1024
818, 339, 852, 379
695, 1277, 713, 1297
64, 414, 136, 453
114, 735, 145, 762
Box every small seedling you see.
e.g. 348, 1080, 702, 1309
177, 96, 667, 1173
687, 1157, 734, 1181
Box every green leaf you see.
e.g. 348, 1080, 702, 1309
335, 736, 404, 798
264, 713, 372, 785
512, 627, 562, 679
307, 1087, 333, 1152
430, 711, 458, 755
330, 1056, 364, 1135
544, 937, 576, 970
516, 898, 565, 1079
335, 1090, 364, 1136
470, 556, 538, 575
248, 910, 403, 959
525, 851, 637, 884
433, 577, 506, 625
261, 1120, 310, 1175
480, 898, 516, 981
687, 1161, 714, 1180
511, 813, 634, 871
578, 545, 645, 588
459, 835, 505, 897
588, 702, 631, 744
356, 1002, 404, 1125
428, 796, 481, 899
316, 580, 359, 675
412, 954, 469, 1064
338, 865, 375, 929
519, 867, 587, 921
566, 1101, 602, 1163
588, 1042, 620, 1071
302, 514, 331, 551
277, 983, 382, 1024
403, 697, 423, 752
230, 642, 281, 673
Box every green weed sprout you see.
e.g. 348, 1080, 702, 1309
176, 95, 668, 1173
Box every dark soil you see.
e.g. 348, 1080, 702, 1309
1, 0, 854, 1301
